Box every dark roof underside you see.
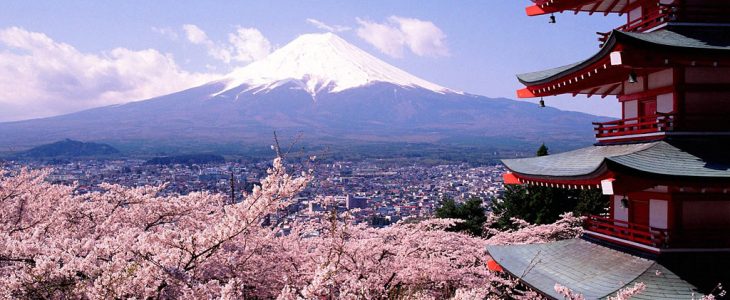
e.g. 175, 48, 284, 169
528, 0, 630, 15
487, 239, 701, 299
502, 140, 730, 179
517, 25, 730, 85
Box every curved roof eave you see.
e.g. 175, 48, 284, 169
503, 140, 730, 181
501, 142, 657, 179
516, 31, 620, 85
517, 26, 730, 86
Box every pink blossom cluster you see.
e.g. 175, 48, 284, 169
485, 212, 585, 245
1, 159, 311, 298
0, 159, 527, 299
554, 282, 646, 300
1, 158, 655, 299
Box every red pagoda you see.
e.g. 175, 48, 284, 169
489, 0, 730, 298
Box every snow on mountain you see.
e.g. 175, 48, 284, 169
0, 32, 603, 152
218, 32, 457, 97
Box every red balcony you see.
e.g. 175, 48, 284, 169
585, 215, 730, 250
593, 113, 674, 140
584, 215, 669, 249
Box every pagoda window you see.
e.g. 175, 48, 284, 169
656, 93, 673, 113
649, 199, 669, 230
613, 195, 629, 223
623, 100, 639, 124
628, 6, 643, 23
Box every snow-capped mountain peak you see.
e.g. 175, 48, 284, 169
219, 32, 456, 96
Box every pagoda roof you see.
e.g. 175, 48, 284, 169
503, 139, 730, 180
503, 142, 654, 179
517, 25, 730, 87
487, 239, 702, 299
526, 0, 632, 16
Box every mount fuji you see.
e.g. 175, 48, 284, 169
0, 33, 603, 153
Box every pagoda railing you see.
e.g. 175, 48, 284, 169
597, 2, 677, 44
584, 215, 669, 248
593, 112, 674, 139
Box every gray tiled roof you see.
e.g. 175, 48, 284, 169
516, 62, 584, 85
621, 25, 730, 52
607, 140, 730, 178
628, 264, 702, 300
502, 142, 656, 178
517, 24, 730, 84
503, 140, 730, 179
486, 239, 702, 299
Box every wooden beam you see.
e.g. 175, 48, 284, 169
588, 0, 603, 15
617, 85, 674, 102
603, 0, 621, 16
601, 83, 622, 98
586, 87, 602, 98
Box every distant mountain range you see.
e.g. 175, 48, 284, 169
14, 139, 119, 158
0, 33, 607, 155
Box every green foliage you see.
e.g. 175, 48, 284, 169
574, 189, 608, 217
536, 143, 549, 157
435, 197, 487, 236
491, 185, 606, 230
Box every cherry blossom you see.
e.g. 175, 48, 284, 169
2, 159, 691, 300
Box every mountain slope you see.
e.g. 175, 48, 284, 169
15, 139, 119, 158
0, 33, 606, 152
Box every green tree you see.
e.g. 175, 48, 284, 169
435, 197, 487, 236
536, 143, 549, 157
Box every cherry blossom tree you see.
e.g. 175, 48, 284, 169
1, 158, 310, 298
484, 212, 584, 245
0, 157, 664, 300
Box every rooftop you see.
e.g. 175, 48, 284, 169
487, 239, 702, 299
517, 25, 730, 86
502, 139, 730, 180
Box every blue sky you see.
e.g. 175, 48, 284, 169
0, 1, 624, 121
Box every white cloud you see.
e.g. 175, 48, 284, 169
390, 16, 449, 57
306, 18, 351, 33
228, 27, 271, 63
356, 16, 449, 58
0, 27, 220, 122
356, 18, 405, 58
151, 26, 178, 40
182, 24, 209, 44
181, 24, 271, 64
